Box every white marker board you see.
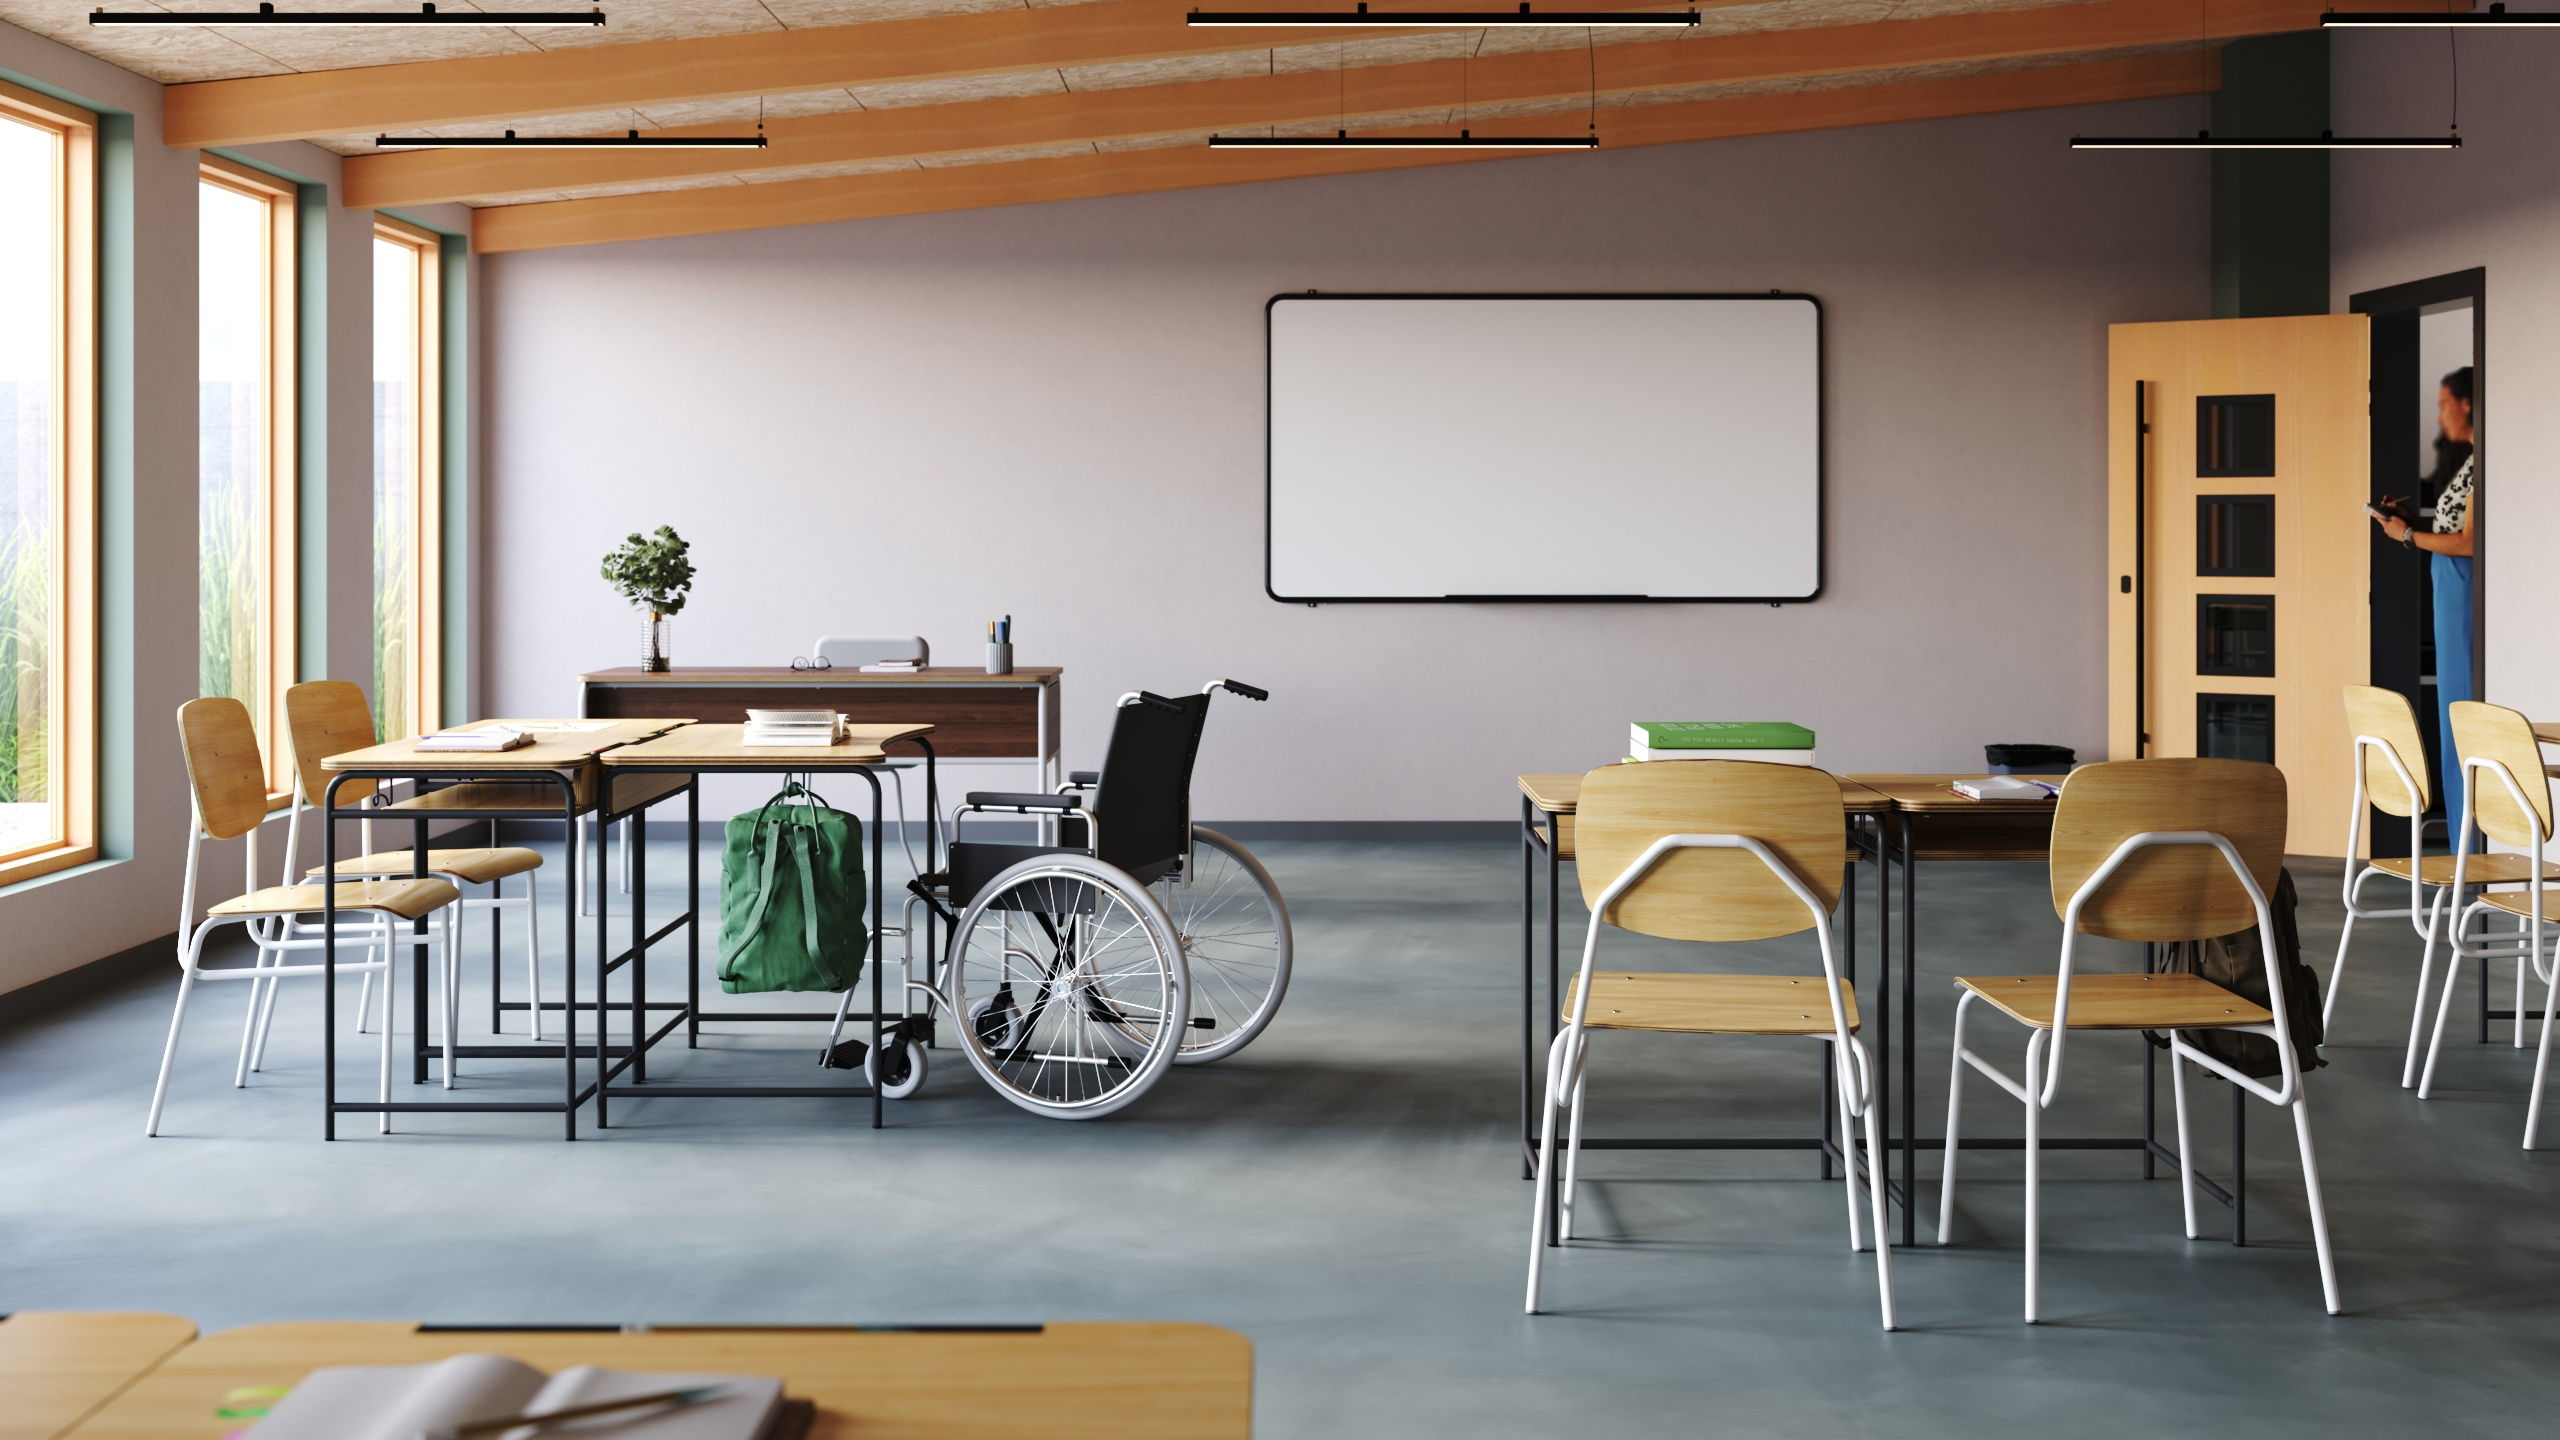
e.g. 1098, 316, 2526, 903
1265, 294, 1822, 602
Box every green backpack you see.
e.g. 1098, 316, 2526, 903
716, 782, 868, 994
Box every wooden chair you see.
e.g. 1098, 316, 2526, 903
1523, 761, 1893, 1330
2332, 687, 2558, 1086
149, 699, 458, 1137
280, 680, 549, 1090
2415, 701, 2560, 1148
1935, 758, 2340, 1320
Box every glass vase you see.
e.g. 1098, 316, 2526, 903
642, 611, 671, 672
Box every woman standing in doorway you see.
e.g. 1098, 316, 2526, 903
2373, 365, 2475, 804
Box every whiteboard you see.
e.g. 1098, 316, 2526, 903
1266, 295, 1822, 602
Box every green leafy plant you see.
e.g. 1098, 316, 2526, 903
599, 526, 696, 617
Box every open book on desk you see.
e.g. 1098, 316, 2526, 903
247, 1352, 797, 1440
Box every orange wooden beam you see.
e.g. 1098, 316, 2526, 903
471, 49, 2217, 254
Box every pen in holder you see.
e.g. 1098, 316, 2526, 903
985, 641, 1013, 675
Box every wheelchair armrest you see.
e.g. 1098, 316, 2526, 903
963, 791, 1083, 811
1064, 770, 1099, 788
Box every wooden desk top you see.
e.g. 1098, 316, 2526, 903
602, 722, 934, 767
1844, 774, 2061, 814
0, 1311, 196, 1440
1518, 770, 1892, 815
63, 1321, 1248, 1440
584, 666, 1060, 685
323, 719, 684, 772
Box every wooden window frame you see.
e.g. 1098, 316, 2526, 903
0, 80, 97, 888
197, 154, 299, 802
374, 215, 441, 736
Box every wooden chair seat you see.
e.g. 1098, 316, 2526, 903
2371, 853, 2560, 886
206, 877, 458, 922
307, 847, 543, 884
2477, 888, 2560, 923
1954, 972, 2272, 1031
1563, 971, 1860, 1036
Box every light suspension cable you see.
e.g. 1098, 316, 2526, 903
93, 3, 604, 24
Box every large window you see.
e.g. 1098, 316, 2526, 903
373, 219, 440, 742
0, 80, 95, 886
197, 158, 295, 794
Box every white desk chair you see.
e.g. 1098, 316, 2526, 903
1937, 758, 2339, 1320
2332, 686, 2557, 1086
1524, 761, 1893, 1330
2416, 701, 2560, 1147
149, 698, 457, 1137
274, 680, 549, 1091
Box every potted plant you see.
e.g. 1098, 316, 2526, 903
600, 526, 696, 672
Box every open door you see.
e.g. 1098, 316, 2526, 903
2107, 315, 2370, 858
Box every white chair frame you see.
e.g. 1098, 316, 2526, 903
1936, 830, 2341, 1320
2331, 733, 2464, 1087
146, 799, 433, 1137
2415, 755, 2559, 1147
1524, 832, 1895, 1330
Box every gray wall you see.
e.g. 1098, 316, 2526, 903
2333, 29, 2560, 728
485, 95, 2210, 823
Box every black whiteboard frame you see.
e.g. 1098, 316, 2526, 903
1263, 291, 1826, 604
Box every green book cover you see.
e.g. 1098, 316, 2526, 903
1632, 721, 1815, 750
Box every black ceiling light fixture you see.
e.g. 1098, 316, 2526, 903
2072, 0, 2464, 150
374, 129, 767, 149
93, 3, 604, 24
2321, 2, 2559, 26
1187, 3, 1696, 26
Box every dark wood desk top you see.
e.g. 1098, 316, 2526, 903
1518, 770, 1893, 816
583, 666, 1059, 684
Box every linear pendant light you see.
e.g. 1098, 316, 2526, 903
2322, 3, 2560, 26
1209, 129, 1597, 147
375, 129, 766, 149
92, 4, 603, 25
2069, 128, 2461, 149
1188, 4, 1698, 26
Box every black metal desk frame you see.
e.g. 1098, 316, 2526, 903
590, 737, 939, 1131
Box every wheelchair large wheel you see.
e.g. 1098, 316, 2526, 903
1164, 827, 1293, 1065
947, 854, 1188, 1120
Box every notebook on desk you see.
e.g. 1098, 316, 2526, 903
245, 1352, 794, 1440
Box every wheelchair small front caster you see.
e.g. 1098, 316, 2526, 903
865, 1035, 929, 1100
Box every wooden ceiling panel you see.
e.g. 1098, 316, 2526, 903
471, 48, 2214, 252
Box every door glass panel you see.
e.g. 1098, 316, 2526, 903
2197, 495, 2274, 576
2198, 595, 2275, 677
2197, 394, 2275, 477
2198, 694, 2275, 763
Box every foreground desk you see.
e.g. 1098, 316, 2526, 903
1515, 772, 1891, 1219
318, 719, 693, 1139
0, 1312, 195, 1440
584, 667, 1061, 791
61, 1320, 1250, 1440
597, 722, 935, 1130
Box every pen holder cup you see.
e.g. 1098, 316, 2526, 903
985, 642, 1014, 675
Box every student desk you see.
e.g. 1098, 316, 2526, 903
1846, 775, 2239, 1248
318, 719, 695, 1140
583, 666, 1063, 791
60, 1319, 1251, 1440
597, 722, 936, 1130
0, 1312, 195, 1440
1515, 773, 1892, 1215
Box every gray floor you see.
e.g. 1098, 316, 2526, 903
4, 839, 2557, 1435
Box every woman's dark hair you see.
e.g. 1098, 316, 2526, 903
2442, 365, 2474, 405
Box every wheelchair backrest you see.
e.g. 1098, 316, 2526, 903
1089, 691, 1211, 883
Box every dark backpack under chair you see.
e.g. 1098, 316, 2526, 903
2144, 867, 2325, 1077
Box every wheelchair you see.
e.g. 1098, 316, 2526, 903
889, 679, 1293, 1119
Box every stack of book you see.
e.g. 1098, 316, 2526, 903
859, 657, 926, 674
1628, 721, 1816, 765
742, 709, 846, 747
415, 725, 532, 753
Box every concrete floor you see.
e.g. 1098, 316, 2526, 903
4, 839, 2557, 1435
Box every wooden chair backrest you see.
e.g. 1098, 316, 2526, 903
2449, 700, 2553, 848
285, 679, 379, 808
1575, 761, 1842, 943
2343, 684, 2429, 818
177, 698, 270, 842
2048, 758, 2286, 941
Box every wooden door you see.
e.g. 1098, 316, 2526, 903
2107, 315, 2370, 858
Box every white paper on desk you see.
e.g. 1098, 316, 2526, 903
246, 1353, 545, 1440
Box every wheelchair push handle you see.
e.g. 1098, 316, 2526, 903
1206, 678, 1269, 702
